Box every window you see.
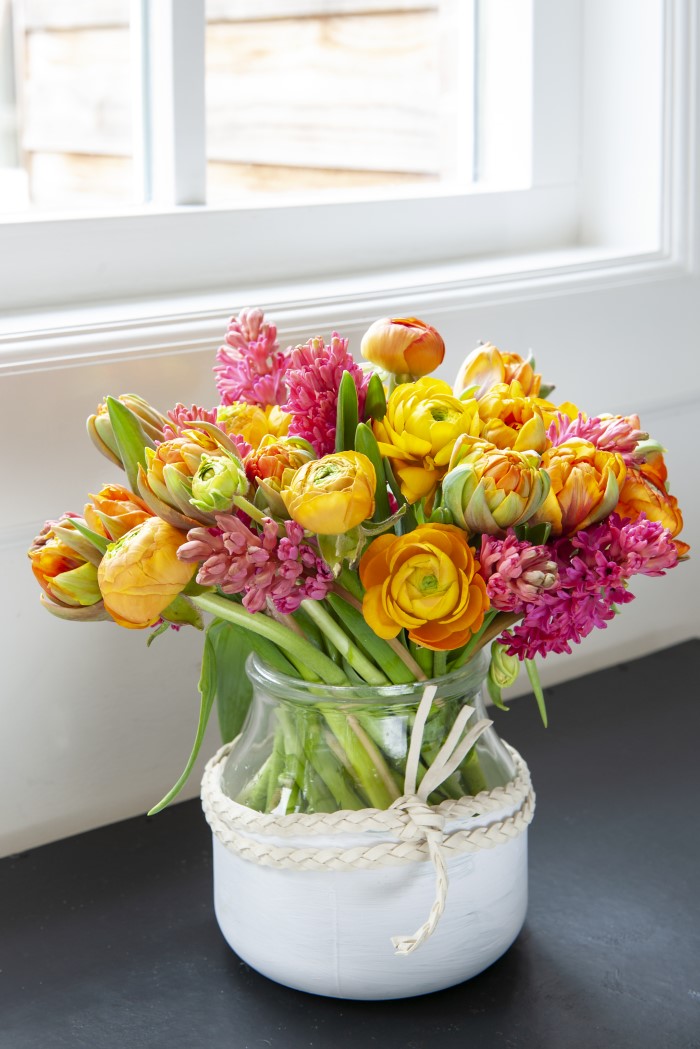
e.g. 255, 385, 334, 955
0, 0, 685, 317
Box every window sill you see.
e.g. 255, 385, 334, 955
0, 241, 686, 376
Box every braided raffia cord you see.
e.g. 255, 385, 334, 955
201, 740, 535, 872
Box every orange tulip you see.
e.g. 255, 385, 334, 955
84, 483, 153, 541
531, 439, 626, 536
361, 317, 445, 378
616, 463, 689, 557
360, 524, 490, 651
454, 343, 542, 400
97, 517, 196, 629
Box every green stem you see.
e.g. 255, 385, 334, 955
326, 591, 418, 685
449, 610, 500, 670
433, 651, 447, 676
192, 593, 349, 686
302, 715, 366, 809
231, 495, 273, 527
321, 708, 399, 808
337, 565, 365, 601
300, 599, 389, 685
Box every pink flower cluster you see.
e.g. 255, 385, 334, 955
162, 403, 219, 442
215, 308, 290, 408
502, 514, 678, 659
547, 412, 646, 463
283, 333, 370, 456
178, 514, 334, 615
479, 535, 558, 612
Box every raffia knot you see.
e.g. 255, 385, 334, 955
391, 794, 446, 843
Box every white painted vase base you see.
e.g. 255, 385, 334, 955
213, 833, 528, 1000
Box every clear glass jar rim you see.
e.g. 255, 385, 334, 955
246, 648, 489, 705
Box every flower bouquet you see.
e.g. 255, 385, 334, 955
28, 310, 688, 997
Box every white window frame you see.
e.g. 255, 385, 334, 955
0, 0, 695, 366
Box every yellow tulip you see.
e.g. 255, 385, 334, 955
477, 380, 579, 453
282, 451, 376, 535
359, 524, 490, 651
530, 439, 627, 536
360, 317, 445, 377
98, 516, 196, 629
217, 402, 290, 448
372, 377, 481, 504
454, 343, 542, 400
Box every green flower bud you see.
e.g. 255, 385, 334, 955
190, 453, 248, 513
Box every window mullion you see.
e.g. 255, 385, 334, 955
142, 0, 206, 207
437, 0, 476, 186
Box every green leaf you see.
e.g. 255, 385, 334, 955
364, 372, 387, 421
147, 630, 218, 815
63, 517, 109, 555
160, 594, 204, 630
514, 521, 552, 546
525, 657, 548, 728
207, 618, 256, 743
354, 422, 391, 522
106, 396, 153, 495
146, 621, 169, 647
318, 527, 363, 575
335, 370, 360, 452
191, 592, 349, 685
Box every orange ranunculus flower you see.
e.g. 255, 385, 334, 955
217, 402, 290, 447
360, 317, 445, 377
530, 439, 626, 537
84, 483, 153, 541
29, 517, 105, 614
477, 380, 578, 454
360, 524, 489, 651
616, 461, 689, 557
454, 343, 542, 400
372, 377, 481, 505
97, 516, 196, 629
282, 451, 375, 535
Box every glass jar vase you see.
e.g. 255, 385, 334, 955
221, 649, 516, 813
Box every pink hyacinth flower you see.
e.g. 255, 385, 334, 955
283, 333, 370, 456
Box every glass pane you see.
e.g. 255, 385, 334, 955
0, 0, 135, 215
205, 0, 475, 204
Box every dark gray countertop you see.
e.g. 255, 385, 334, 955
1, 640, 699, 1049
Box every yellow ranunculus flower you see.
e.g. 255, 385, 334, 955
97, 516, 196, 629
477, 380, 579, 453
217, 403, 290, 448
360, 524, 490, 651
282, 451, 376, 535
454, 343, 542, 400
530, 439, 627, 536
372, 377, 481, 505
